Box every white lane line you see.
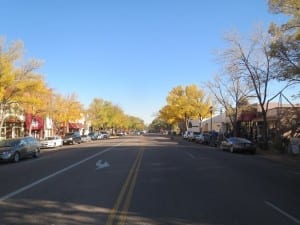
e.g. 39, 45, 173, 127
265, 201, 300, 224
0, 142, 123, 202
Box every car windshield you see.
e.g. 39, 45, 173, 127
44, 137, 55, 140
229, 137, 251, 143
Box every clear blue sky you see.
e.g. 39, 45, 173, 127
0, 0, 288, 124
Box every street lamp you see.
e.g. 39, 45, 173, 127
209, 106, 213, 132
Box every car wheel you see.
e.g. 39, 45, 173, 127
230, 146, 234, 153
13, 152, 20, 163
33, 149, 39, 158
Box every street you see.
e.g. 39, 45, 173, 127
0, 135, 299, 225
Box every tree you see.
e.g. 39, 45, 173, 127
206, 74, 252, 136
127, 116, 145, 131
87, 98, 109, 130
0, 38, 48, 136
268, 0, 300, 84
87, 97, 146, 134
268, 0, 300, 38
219, 28, 294, 148
20, 76, 51, 135
159, 84, 211, 131
108, 104, 126, 132
88, 98, 122, 132
52, 93, 84, 133
148, 117, 170, 133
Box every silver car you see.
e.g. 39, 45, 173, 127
220, 137, 256, 154
0, 136, 40, 162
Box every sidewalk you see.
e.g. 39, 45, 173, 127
257, 148, 300, 168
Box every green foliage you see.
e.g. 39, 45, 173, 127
268, 0, 300, 82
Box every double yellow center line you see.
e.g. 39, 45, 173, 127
106, 148, 144, 225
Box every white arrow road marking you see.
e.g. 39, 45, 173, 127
0, 142, 125, 201
96, 160, 110, 170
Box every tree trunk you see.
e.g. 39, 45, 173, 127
185, 119, 188, 131
0, 104, 6, 137
261, 111, 269, 150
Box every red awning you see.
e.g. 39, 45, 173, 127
69, 123, 84, 129
238, 112, 257, 122
25, 114, 44, 130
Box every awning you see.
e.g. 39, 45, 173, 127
25, 114, 44, 130
69, 123, 84, 129
238, 112, 256, 122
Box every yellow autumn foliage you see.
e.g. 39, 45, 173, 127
159, 84, 211, 126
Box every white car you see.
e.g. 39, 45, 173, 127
183, 131, 191, 140
40, 136, 63, 148
81, 135, 92, 142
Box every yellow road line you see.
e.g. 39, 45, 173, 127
106, 149, 144, 225
118, 148, 144, 225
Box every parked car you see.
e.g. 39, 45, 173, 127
187, 131, 201, 142
0, 136, 40, 163
195, 133, 206, 144
202, 133, 211, 145
194, 132, 213, 144
40, 136, 63, 148
88, 132, 99, 140
220, 137, 256, 154
81, 135, 92, 142
98, 132, 105, 139
100, 131, 110, 139
63, 132, 81, 145
183, 131, 191, 140
116, 132, 125, 136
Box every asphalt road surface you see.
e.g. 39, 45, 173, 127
0, 135, 299, 225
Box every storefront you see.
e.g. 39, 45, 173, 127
25, 114, 44, 139
68, 122, 84, 133
59, 122, 84, 135
238, 111, 257, 140
0, 115, 25, 139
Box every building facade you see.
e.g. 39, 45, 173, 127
185, 103, 300, 141
1, 112, 87, 140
